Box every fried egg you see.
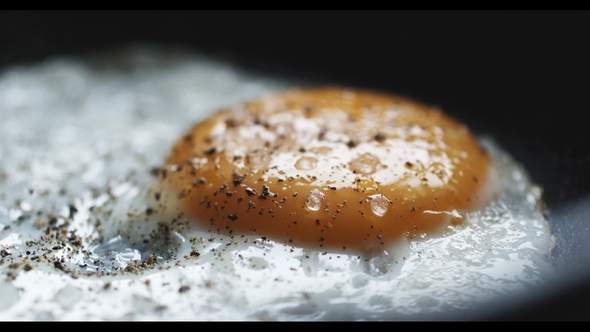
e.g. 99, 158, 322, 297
0, 46, 556, 320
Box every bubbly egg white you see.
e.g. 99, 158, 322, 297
0, 45, 556, 320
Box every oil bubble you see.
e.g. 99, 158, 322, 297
368, 252, 392, 276
350, 153, 380, 175
305, 189, 325, 211
295, 156, 318, 170
246, 149, 270, 171
369, 194, 390, 217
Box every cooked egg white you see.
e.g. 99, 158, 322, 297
0, 46, 556, 320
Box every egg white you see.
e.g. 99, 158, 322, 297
0, 45, 556, 320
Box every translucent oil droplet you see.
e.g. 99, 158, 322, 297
369, 194, 389, 217
295, 156, 318, 170
309, 146, 332, 155
246, 149, 270, 171
305, 189, 325, 211
367, 250, 394, 276
350, 153, 380, 175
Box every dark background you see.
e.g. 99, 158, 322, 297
1, 10, 589, 320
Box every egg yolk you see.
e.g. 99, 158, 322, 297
156, 88, 493, 254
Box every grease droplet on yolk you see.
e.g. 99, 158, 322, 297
157, 88, 493, 254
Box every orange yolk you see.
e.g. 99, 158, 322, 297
156, 88, 493, 255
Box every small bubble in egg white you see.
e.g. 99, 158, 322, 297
350, 153, 381, 175
295, 156, 319, 170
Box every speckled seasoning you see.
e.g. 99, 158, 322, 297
157, 87, 495, 255
0, 45, 556, 320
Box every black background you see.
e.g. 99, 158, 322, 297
1, 10, 590, 320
